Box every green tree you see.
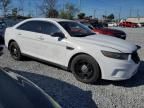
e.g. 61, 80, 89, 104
65, 3, 79, 19
40, 0, 58, 18
59, 3, 79, 19
48, 9, 59, 18
107, 14, 114, 20
59, 11, 68, 19
102, 15, 107, 19
77, 13, 85, 19
102, 14, 115, 21
12, 8, 18, 19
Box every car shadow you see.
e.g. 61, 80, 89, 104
94, 61, 144, 88
13, 55, 144, 88
3, 67, 97, 108
0, 52, 3, 56
22, 57, 144, 88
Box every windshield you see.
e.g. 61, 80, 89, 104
59, 21, 95, 37
81, 22, 95, 30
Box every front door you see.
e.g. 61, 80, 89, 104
37, 21, 67, 66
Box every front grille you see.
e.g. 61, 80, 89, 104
131, 52, 140, 64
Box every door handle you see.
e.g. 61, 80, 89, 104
38, 36, 44, 40
18, 33, 22, 36
66, 46, 74, 50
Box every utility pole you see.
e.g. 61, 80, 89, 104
35, 8, 38, 17
137, 9, 140, 23
79, 0, 81, 13
63, 0, 65, 11
28, 0, 32, 17
137, 9, 140, 18
19, 0, 24, 16
33, 1, 38, 17
118, 7, 121, 22
129, 8, 132, 17
63, 0, 68, 11
104, 10, 107, 16
93, 9, 96, 19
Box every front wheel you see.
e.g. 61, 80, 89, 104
71, 54, 101, 83
9, 42, 22, 60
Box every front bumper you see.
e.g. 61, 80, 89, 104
102, 62, 140, 80
100, 54, 140, 81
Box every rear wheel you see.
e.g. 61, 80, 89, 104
9, 42, 22, 60
71, 54, 101, 83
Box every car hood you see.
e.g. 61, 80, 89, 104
73, 34, 138, 53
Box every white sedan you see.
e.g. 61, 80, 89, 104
5, 18, 140, 83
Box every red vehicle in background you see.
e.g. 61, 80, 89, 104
119, 21, 138, 28
81, 22, 126, 40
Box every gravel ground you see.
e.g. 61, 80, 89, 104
0, 28, 144, 108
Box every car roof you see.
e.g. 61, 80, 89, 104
26, 18, 73, 22
13, 18, 75, 28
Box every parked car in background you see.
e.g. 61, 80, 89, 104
0, 67, 61, 108
5, 18, 140, 83
137, 23, 142, 27
119, 21, 138, 28
81, 22, 126, 40
140, 23, 144, 27
0, 21, 7, 45
108, 22, 118, 27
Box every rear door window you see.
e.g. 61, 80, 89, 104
17, 21, 44, 34
17, 21, 61, 36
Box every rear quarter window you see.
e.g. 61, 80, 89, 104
17, 21, 37, 32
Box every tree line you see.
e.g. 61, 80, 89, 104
0, 0, 115, 21
0, 0, 80, 19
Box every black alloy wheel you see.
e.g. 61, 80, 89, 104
9, 42, 22, 60
71, 54, 101, 83
74, 60, 94, 80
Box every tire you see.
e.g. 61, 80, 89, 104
9, 42, 22, 60
71, 54, 101, 83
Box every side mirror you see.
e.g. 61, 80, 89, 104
52, 32, 65, 38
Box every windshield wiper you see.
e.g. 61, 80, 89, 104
72, 33, 96, 37
85, 33, 96, 36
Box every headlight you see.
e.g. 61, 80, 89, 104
101, 51, 129, 60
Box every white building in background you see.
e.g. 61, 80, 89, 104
127, 17, 144, 23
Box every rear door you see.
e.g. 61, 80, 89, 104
16, 21, 46, 57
